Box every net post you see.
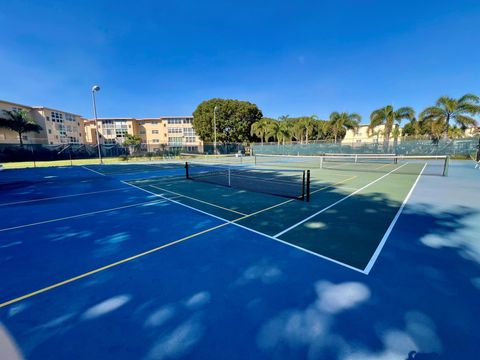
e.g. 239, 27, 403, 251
185, 162, 189, 179
306, 170, 311, 202
254, 155, 257, 166
443, 156, 449, 176
301, 170, 306, 200
320, 156, 323, 169
355, 154, 358, 163
228, 168, 231, 186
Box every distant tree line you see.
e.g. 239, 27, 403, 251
0, 94, 478, 148
192, 94, 480, 147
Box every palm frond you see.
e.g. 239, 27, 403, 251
455, 115, 478, 127
458, 93, 480, 104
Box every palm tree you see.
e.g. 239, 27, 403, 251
315, 120, 331, 141
369, 106, 414, 150
302, 116, 317, 143
448, 126, 465, 139
420, 94, 480, 139
0, 110, 42, 146
271, 121, 292, 145
329, 112, 361, 143
371, 129, 384, 144
404, 117, 420, 138
290, 120, 305, 143
265, 121, 279, 144
250, 118, 271, 145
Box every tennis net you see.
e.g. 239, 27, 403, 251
185, 162, 310, 201
254, 154, 449, 176
181, 153, 247, 164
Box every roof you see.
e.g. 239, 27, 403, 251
0, 99, 33, 110
85, 116, 193, 122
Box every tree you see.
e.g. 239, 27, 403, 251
0, 110, 42, 146
290, 120, 305, 143
251, 118, 273, 145
329, 112, 361, 143
402, 117, 420, 138
369, 106, 414, 150
192, 99, 263, 143
265, 121, 278, 144
276, 121, 292, 145
123, 134, 142, 154
315, 120, 332, 140
420, 94, 480, 139
302, 116, 317, 143
448, 126, 465, 139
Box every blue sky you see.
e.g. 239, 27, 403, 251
0, 0, 479, 124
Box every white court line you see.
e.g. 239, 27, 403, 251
0, 188, 130, 207
363, 163, 427, 274
82, 165, 106, 176
149, 185, 247, 216
123, 180, 365, 273
0, 199, 163, 232
273, 163, 408, 238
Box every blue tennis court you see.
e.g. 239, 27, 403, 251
1, 160, 479, 359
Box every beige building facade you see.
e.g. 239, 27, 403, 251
342, 124, 402, 145
0, 100, 86, 145
84, 116, 202, 152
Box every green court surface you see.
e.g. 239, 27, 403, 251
127, 161, 425, 272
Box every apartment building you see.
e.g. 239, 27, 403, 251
342, 124, 401, 145
84, 116, 202, 152
0, 100, 86, 145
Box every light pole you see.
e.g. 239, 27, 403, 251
213, 106, 218, 154
91, 85, 103, 164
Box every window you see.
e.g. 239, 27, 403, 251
51, 112, 64, 123
152, 130, 159, 134
185, 137, 196, 143
116, 129, 128, 137
106, 129, 113, 136
46, 116, 50, 121
104, 139, 116, 144
139, 130, 146, 134
167, 128, 182, 134
167, 119, 182, 124
168, 137, 183, 145
183, 128, 196, 136
12, 107, 22, 112
48, 129, 52, 134
183, 118, 193, 124
65, 114, 75, 122
58, 124, 67, 137
152, 139, 160, 143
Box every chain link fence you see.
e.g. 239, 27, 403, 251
251, 138, 479, 157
